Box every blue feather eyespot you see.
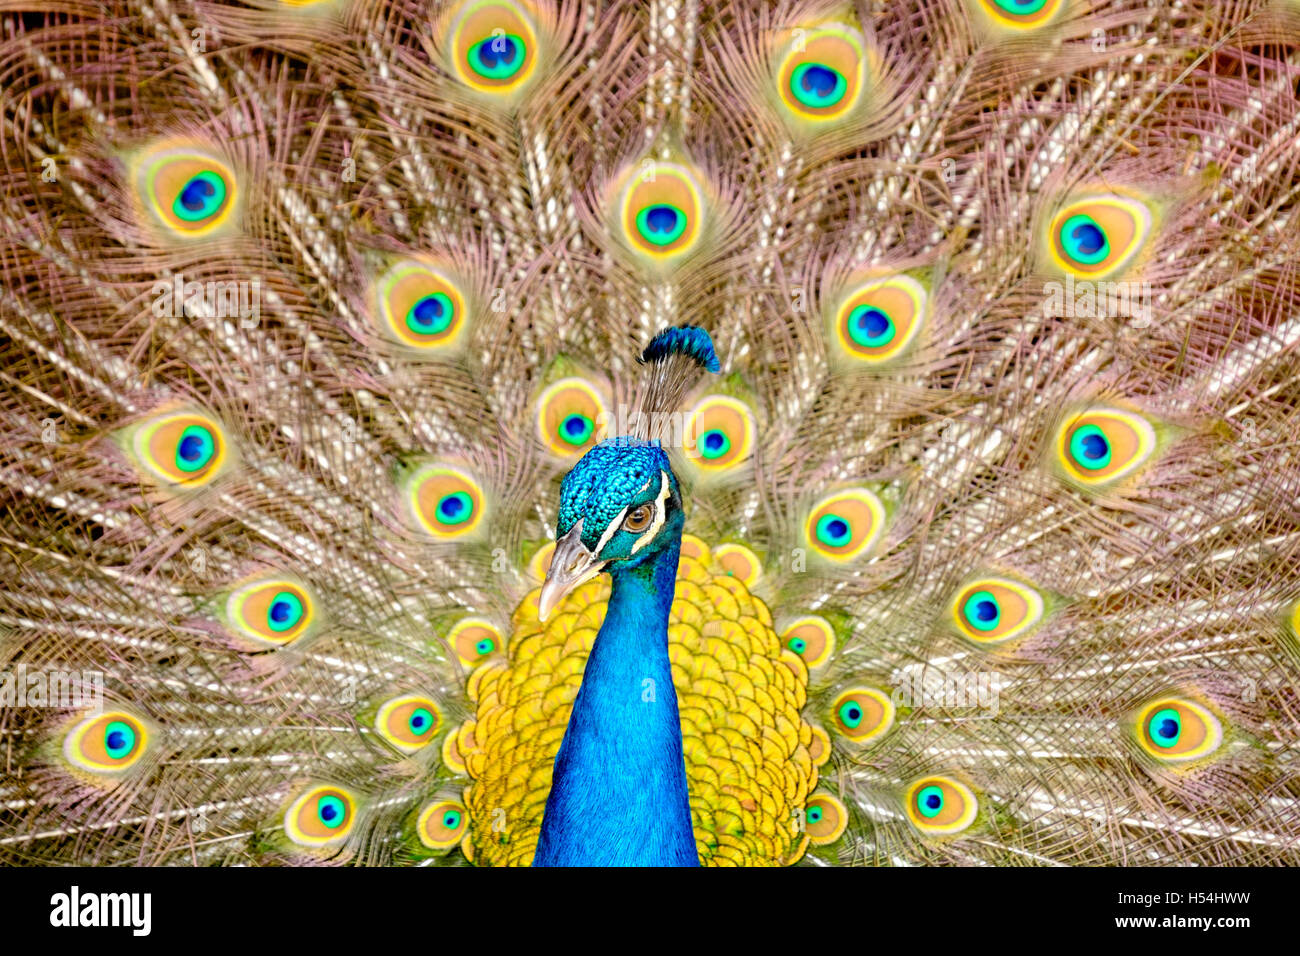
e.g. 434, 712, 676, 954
830, 687, 895, 742
284, 785, 357, 846
405, 292, 454, 336
775, 24, 868, 125
1047, 193, 1154, 279
417, 799, 468, 850
125, 411, 230, 489
64, 711, 149, 775
781, 616, 835, 668
617, 162, 705, 261
804, 793, 848, 844
374, 260, 467, 351
135, 142, 238, 238
536, 378, 607, 456
376, 694, 442, 754
173, 171, 228, 223
790, 63, 847, 109
952, 577, 1044, 644
683, 395, 754, 473
805, 488, 885, 562
469, 33, 526, 79
905, 776, 977, 835
224, 576, 317, 646
832, 275, 927, 364
174, 425, 217, 474
447, 617, 506, 667
447, 1, 540, 94
976, 0, 1064, 29
405, 463, 486, 538
1055, 407, 1157, 487
1134, 697, 1223, 762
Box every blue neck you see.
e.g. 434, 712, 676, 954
532, 534, 699, 866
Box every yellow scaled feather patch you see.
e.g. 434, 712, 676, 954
905, 776, 978, 836
461, 539, 819, 866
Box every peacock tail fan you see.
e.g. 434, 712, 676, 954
1, 0, 1299, 866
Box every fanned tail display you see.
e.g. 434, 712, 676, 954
1, 0, 1299, 866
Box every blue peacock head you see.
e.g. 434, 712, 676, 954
537, 324, 717, 622
538, 439, 684, 621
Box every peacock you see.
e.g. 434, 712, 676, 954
1, 0, 1300, 869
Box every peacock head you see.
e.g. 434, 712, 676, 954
537, 438, 683, 621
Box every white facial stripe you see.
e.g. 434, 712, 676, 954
630, 471, 671, 555
593, 505, 628, 556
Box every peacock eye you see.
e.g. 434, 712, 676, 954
1047, 194, 1154, 279
407, 463, 486, 538
376, 694, 442, 754
683, 395, 755, 472
623, 504, 653, 532
284, 785, 356, 846
803, 793, 848, 845
447, 1, 540, 94
417, 799, 468, 850
905, 776, 978, 835
618, 161, 705, 262
805, 487, 886, 562
1055, 407, 1157, 488
374, 260, 467, 351
1134, 697, 1223, 763
537, 378, 606, 456
224, 576, 317, 646
64, 711, 149, 775
831, 687, 895, 742
125, 411, 229, 489
977, 0, 1066, 30
134, 143, 238, 238
775, 24, 868, 125
782, 616, 836, 668
832, 275, 927, 365
447, 617, 505, 667
952, 577, 1045, 644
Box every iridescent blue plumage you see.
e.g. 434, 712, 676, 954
533, 328, 719, 866
639, 324, 720, 373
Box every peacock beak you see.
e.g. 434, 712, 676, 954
538, 520, 607, 623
